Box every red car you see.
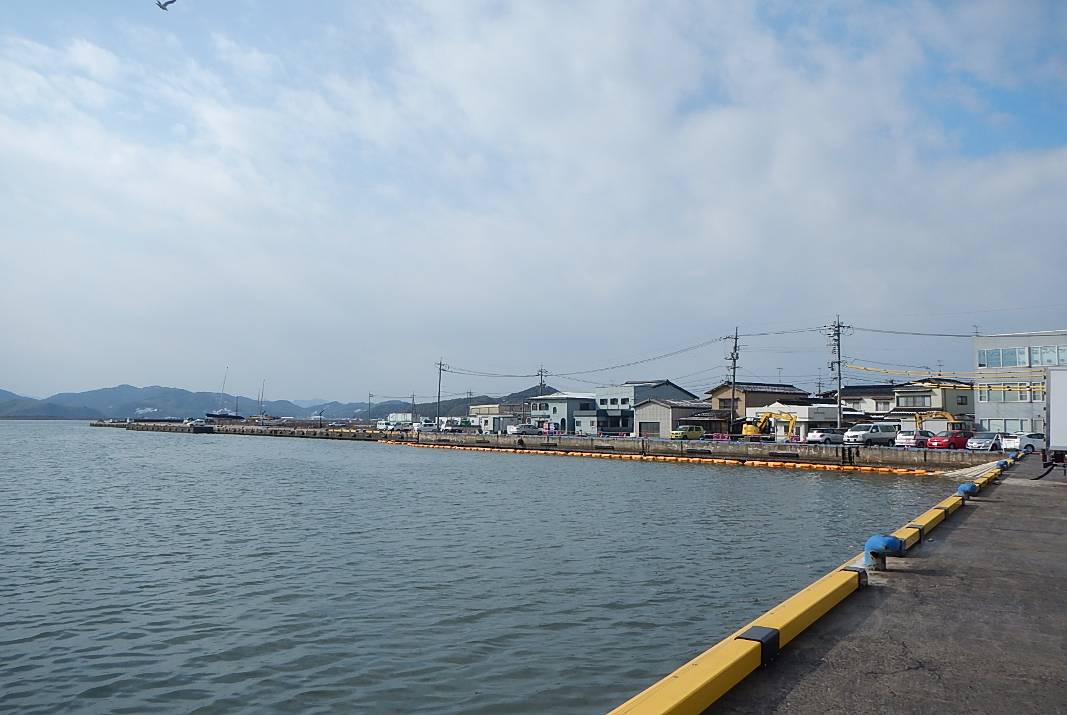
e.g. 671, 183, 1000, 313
926, 430, 974, 449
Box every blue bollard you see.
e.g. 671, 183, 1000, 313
957, 482, 979, 499
863, 534, 905, 570
996, 460, 1009, 468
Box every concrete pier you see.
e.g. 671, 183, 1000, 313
712, 457, 1067, 714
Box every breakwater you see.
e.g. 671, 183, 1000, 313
95, 421, 999, 470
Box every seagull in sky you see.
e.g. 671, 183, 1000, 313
156, 0, 177, 10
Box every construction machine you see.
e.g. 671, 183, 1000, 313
913, 411, 971, 432
741, 411, 798, 441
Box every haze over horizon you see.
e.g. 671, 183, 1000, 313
4, 1, 1066, 402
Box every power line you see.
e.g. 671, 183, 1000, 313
853, 326, 977, 338
553, 336, 728, 377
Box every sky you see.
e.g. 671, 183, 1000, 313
2, 0, 1066, 402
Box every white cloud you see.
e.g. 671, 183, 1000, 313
1, 3, 1065, 399
212, 33, 279, 78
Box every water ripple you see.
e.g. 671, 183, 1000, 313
0, 421, 953, 713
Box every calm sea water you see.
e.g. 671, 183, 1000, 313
1, 421, 954, 714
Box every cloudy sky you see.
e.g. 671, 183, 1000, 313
2, 1, 1066, 402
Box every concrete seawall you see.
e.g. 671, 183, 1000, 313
407, 433, 997, 469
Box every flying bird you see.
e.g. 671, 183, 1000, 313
156, 0, 177, 10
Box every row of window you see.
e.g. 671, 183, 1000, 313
977, 345, 1067, 368
976, 383, 1045, 402
979, 418, 1044, 433
845, 395, 968, 411
597, 397, 630, 406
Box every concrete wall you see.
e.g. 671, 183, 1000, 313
412, 432, 997, 468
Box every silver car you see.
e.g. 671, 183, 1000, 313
966, 432, 1004, 451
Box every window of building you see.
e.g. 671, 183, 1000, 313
621, 398, 629, 405
575, 419, 581, 427
1004, 384, 1023, 402
1060, 346, 1067, 365
1004, 419, 1026, 433
897, 394, 932, 407
1031, 382, 1045, 402
956, 395, 968, 405
599, 399, 607, 406
1030, 346, 1061, 367
609, 398, 618, 405
846, 400, 861, 409
875, 400, 891, 412
579, 402, 592, 410
552, 406, 557, 414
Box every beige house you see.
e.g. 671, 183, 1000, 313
704, 382, 809, 426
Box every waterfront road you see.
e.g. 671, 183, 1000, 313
715, 457, 1067, 714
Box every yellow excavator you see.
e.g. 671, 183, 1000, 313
913, 411, 970, 432
741, 411, 798, 441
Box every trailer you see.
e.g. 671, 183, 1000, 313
1047, 367, 1067, 457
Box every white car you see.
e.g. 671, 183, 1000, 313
895, 430, 935, 448
508, 424, 542, 436
806, 428, 845, 444
843, 423, 901, 446
1001, 432, 1044, 453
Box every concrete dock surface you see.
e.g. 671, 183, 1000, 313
715, 457, 1067, 714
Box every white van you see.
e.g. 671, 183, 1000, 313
508, 424, 542, 436
844, 422, 901, 446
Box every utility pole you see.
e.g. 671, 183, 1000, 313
777, 367, 783, 384
537, 365, 547, 396
367, 392, 373, 423
411, 393, 416, 424
728, 327, 740, 433
435, 359, 448, 427
816, 368, 823, 395
826, 315, 851, 428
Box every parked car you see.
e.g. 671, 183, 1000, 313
843, 423, 900, 446
509, 424, 542, 436
926, 430, 973, 449
806, 427, 845, 444
670, 424, 705, 440
966, 432, 1004, 451
895, 430, 935, 448
412, 422, 437, 433
1001, 432, 1045, 453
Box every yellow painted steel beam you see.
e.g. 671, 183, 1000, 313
749, 570, 860, 647
891, 526, 922, 550
607, 639, 761, 715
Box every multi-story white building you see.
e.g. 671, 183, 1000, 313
974, 331, 1067, 433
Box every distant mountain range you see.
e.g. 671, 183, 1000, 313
0, 384, 554, 420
